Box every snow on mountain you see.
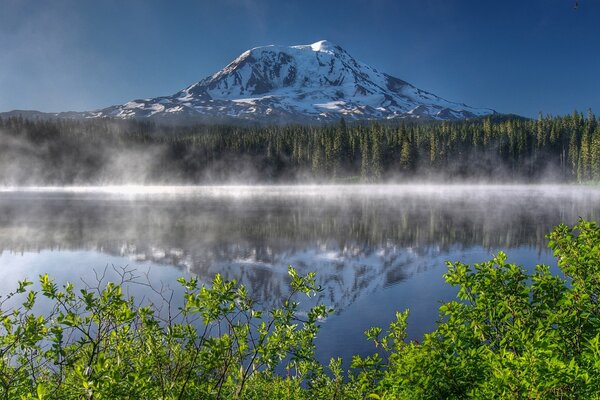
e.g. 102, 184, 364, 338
5, 41, 496, 123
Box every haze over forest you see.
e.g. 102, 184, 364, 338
0, 112, 598, 185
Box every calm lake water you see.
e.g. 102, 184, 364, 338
1, 184, 599, 364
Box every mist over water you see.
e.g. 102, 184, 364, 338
0, 184, 599, 364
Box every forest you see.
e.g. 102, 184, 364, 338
0, 111, 599, 184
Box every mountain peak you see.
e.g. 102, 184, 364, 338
310, 39, 335, 51
302, 40, 341, 53
87, 41, 496, 123
238, 39, 343, 61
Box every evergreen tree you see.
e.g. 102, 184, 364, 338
360, 133, 370, 181
568, 129, 579, 179
591, 127, 600, 181
578, 129, 591, 181
400, 138, 413, 171
371, 125, 383, 180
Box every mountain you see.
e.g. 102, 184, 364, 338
2, 40, 496, 123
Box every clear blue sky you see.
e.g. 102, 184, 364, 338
1, 0, 598, 117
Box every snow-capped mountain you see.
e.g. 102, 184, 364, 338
2, 41, 495, 123
87, 40, 494, 122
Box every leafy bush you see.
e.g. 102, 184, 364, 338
1, 220, 600, 399
0, 267, 331, 399
361, 219, 600, 399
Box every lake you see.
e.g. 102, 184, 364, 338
0, 184, 599, 365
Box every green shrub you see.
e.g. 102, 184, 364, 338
0, 267, 330, 399
361, 219, 600, 399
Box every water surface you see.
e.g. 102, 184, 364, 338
0, 184, 598, 363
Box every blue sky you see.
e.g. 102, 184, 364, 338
1, 0, 598, 117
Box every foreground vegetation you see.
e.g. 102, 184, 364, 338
1, 219, 600, 399
1, 111, 600, 183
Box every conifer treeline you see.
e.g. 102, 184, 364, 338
0, 111, 598, 184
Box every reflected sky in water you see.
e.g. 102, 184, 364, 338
0, 184, 598, 364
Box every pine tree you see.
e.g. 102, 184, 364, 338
360, 134, 370, 181
591, 126, 600, 181
400, 138, 413, 171
371, 126, 383, 181
332, 118, 347, 178
429, 131, 438, 166
568, 130, 579, 179
579, 129, 591, 181
483, 117, 492, 146
311, 139, 324, 178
